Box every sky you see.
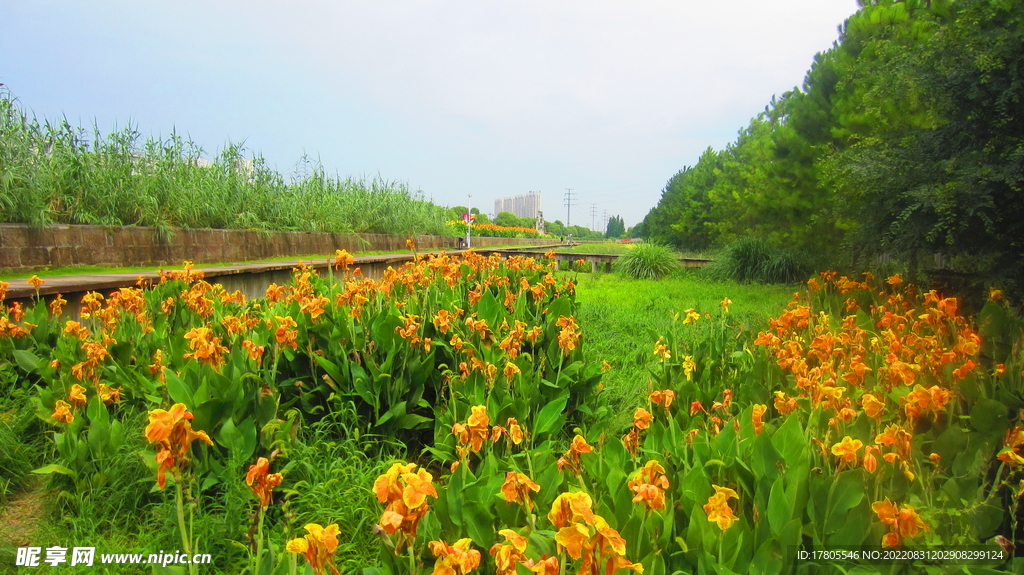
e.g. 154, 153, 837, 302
1, 1, 860, 230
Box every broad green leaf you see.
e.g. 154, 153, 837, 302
534, 393, 568, 436
12, 349, 41, 372
970, 399, 1008, 434
32, 464, 75, 476
766, 476, 792, 539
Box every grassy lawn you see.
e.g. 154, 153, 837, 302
573, 269, 795, 429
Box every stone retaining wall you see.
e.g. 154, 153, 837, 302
0, 224, 554, 272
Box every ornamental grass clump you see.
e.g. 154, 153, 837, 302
708, 237, 811, 284
613, 243, 680, 280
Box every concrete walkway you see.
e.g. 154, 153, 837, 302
2, 245, 565, 300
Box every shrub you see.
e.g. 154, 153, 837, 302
708, 237, 811, 284
613, 243, 680, 280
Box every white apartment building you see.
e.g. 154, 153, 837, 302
494, 191, 542, 219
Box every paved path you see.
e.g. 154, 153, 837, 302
2, 245, 565, 299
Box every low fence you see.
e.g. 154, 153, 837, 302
0, 224, 554, 272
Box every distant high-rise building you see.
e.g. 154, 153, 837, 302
494, 191, 542, 219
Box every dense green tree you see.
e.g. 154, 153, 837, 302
605, 215, 625, 238
640, 0, 1022, 293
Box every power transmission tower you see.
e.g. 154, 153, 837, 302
564, 189, 576, 227
602, 210, 609, 233
590, 204, 597, 231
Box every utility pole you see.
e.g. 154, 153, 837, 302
466, 194, 472, 248
590, 204, 597, 231
564, 188, 575, 227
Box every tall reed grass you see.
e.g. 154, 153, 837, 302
0, 89, 447, 235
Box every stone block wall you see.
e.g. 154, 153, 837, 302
0, 224, 555, 272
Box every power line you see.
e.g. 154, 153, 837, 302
564, 188, 576, 227
590, 204, 597, 231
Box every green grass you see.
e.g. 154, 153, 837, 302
573, 271, 795, 430
706, 237, 813, 284
0, 88, 447, 236
612, 243, 681, 280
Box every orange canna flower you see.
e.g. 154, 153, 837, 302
95, 382, 121, 405
333, 249, 354, 270
144, 403, 214, 489
872, 498, 928, 547
649, 389, 675, 409
521, 556, 560, 575
953, 359, 977, 380
548, 491, 596, 529
622, 428, 639, 458
183, 326, 229, 368
751, 404, 767, 435
861, 394, 885, 419
628, 460, 669, 511
49, 293, 67, 316
998, 426, 1024, 467
429, 538, 481, 575
245, 457, 284, 508
557, 434, 593, 475
887, 274, 903, 286
720, 297, 732, 313
286, 523, 341, 575
704, 485, 739, 531
500, 471, 541, 511
373, 462, 437, 552
863, 445, 879, 474
489, 530, 528, 575
465, 405, 489, 452
506, 418, 524, 445
68, 384, 87, 408
632, 407, 653, 430
503, 361, 521, 380
52, 400, 74, 424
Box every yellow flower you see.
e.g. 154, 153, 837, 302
703, 485, 739, 531
653, 337, 671, 360
831, 436, 863, 464
548, 491, 595, 529
720, 297, 732, 313
287, 523, 340, 575
682, 355, 696, 381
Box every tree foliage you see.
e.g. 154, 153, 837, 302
604, 215, 625, 238
640, 0, 1023, 293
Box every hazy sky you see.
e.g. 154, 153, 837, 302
1, 1, 859, 229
